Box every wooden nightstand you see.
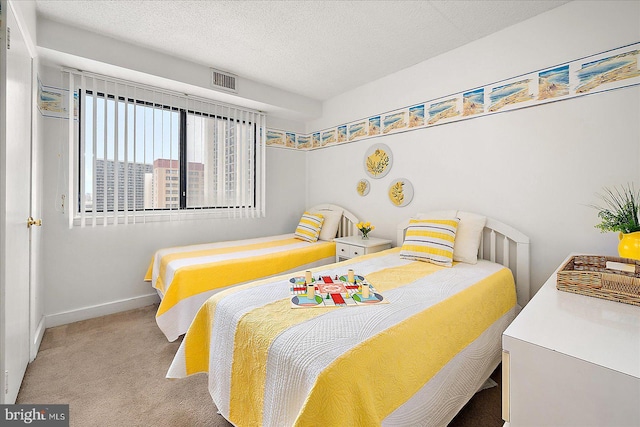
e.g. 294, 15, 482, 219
334, 235, 392, 263
502, 255, 640, 426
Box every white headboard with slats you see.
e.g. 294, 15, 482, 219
397, 214, 531, 306
309, 204, 359, 238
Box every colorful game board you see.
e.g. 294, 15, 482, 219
289, 274, 388, 308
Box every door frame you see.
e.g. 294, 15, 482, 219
29, 52, 44, 362
0, 0, 7, 402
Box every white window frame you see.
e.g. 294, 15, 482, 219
64, 70, 266, 228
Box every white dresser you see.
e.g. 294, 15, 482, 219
502, 255, 640, 427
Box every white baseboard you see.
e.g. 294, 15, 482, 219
45, 293, 161, 328
31, 316, 46, 361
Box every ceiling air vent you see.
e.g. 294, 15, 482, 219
211, 69, 237, 93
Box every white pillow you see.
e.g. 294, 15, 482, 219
415, 210, 457, 220
311, 209, 343, 241
453, 211, 487, 264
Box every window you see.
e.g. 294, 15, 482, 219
66, 71, 266, 227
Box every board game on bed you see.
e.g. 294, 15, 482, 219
289, 273, 387, 308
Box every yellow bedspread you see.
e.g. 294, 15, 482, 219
145, 234, 336, 341
168, 248, 517, 426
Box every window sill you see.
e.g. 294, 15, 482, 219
72, 208, 261, 227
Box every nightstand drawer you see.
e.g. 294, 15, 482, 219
336, 243, 364, 258
334, 236, 392, 263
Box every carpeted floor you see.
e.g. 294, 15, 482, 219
17, 304, 504, 426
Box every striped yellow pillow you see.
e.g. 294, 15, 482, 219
400, 218, 459, 267
294, 212, 325, 242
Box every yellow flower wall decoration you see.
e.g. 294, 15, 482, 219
356, 179, 370, 196
389, 181, 405, 206
366, 149, 390, 177
363, 143, 393, 179
388, 178, 414, 207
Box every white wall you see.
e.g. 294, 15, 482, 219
306, 0, 640, 296
37, 17, 321, 125
38, 64, 306, 325
8, 0, 36, 52
308, 1, 640, 131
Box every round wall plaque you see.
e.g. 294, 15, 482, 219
388, 178, 414, 207
363, 143, 393, 179
356, 179, 370, 196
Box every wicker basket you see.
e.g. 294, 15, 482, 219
556, 255, 640, 306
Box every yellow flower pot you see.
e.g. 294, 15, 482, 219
618, 231, 640, 260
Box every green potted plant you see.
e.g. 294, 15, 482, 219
592, 184, 640, 260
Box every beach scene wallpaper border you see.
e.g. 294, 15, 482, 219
267, 42, 640, 150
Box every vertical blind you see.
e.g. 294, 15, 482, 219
64, 70, 266, 228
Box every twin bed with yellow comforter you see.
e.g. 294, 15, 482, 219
167, 214, 530, 426
145, 204, 359, 341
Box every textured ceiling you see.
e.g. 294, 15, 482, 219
35, 0, 570, 101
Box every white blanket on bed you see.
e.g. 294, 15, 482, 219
168, 249, 517, 426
